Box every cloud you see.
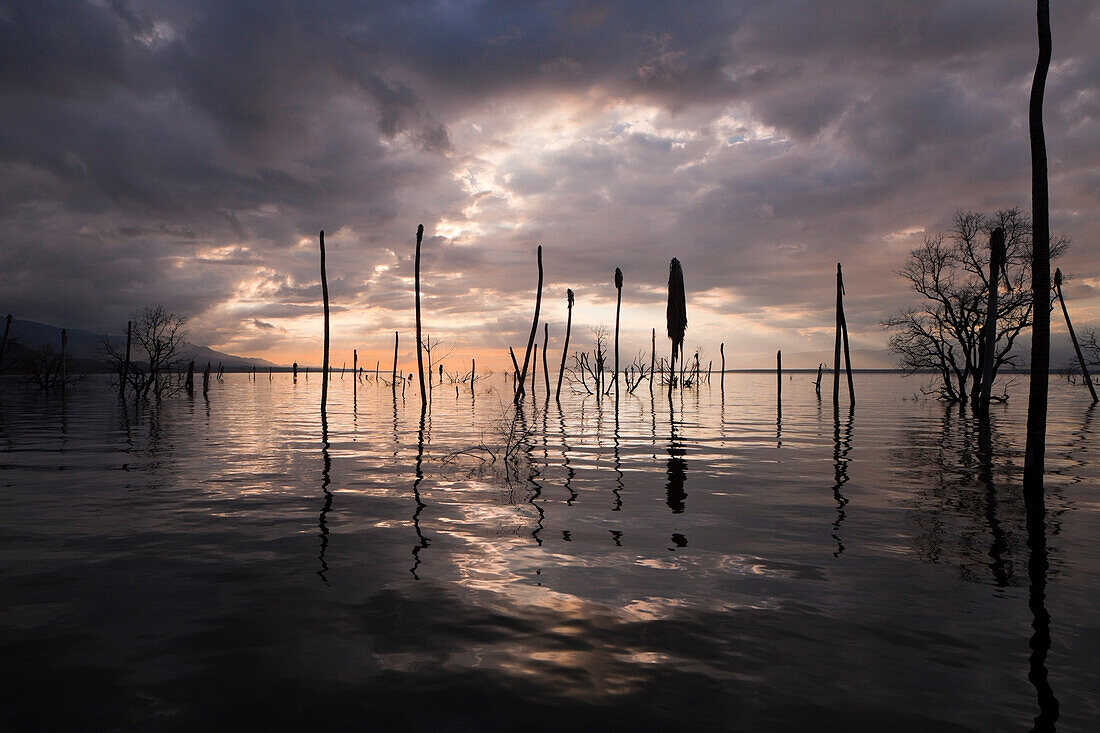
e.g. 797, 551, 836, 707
1, 0, 1098, 368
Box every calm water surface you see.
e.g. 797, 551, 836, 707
1, 373, 1097, 731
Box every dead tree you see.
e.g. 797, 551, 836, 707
516, 245, 544, 404
60, 329, 67, 395
776, 349, 782, 401
392, 331, 399, 390
320, 230, 330, 413
1054, 268, 1097, 403
556, 289, 574, 402
833, 263, 855, 407
978, 227, 1009, 411
542, 322, 550, 401
1025, 0, 1053, 492
614, 267, 623, 397
414, 225, 427, 408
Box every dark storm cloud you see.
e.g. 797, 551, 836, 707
1, 0, 1098, 365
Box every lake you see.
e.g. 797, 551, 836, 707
1, 372, 1096, 730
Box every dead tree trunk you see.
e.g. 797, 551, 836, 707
614, 267, 623, 397
556, 289, 574, 402
392, 331, 399, 390
120, 320, 132, 397
203, 362, 210, 397
60, 329, 67, 394
833, 263, 855, 407
414, 224, 427, 409
320, 230, 330, 413
186, 360, 195, 395
650, 328, 657, 392
516, 245, 544, 405
542, 323, 550, 401
0, 314, 11, 370
1055, 268, 1097, 403
978, 227, 1008, 411
777, 349, 782, 401
1025, 0, 1053, 492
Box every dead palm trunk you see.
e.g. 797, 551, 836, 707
1055, 268, 1097, 403
1025, 0, 1052, 492
978, 227, 1008, 411
556, 289, 574, 402
666, 259, 686, 394
516, 245, 544, 405
320, 230, 330, 413
414, 225, 427, 409
614, 267, 623, 397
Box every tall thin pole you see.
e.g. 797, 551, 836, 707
556, 289, 574, 402
833, 263, 843, 407
0, 314, 11, 370
517, 245, 544, 404
414, 225, 427, 408
392, 331, 399, 389
614, 267, 623, 397
776, 349, 782, 401
121, 320, 131, 397
542, 323, 550, 401
60, 329, 67, 394
650, 327, 656, 392
320, 230, 330, 413
1055, 269, 1097, 403
979, 227, 1007, 411
1025, 0, 1053, 492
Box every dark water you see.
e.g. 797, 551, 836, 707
1, 373, 1097, 731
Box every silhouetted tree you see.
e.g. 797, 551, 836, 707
0, 313, 18, 377
882, 209, 1066, 403
103, 305, 189, 399
22, 343, 82, 391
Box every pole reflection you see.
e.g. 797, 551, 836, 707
317, 406, 332, 584
1024, 485, 1059, 731
411, 406, 430, 579
830, 404, 854, 557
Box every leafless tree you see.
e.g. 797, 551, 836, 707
882, 209, 1067, 403
22, 344, 84, 391
103, 305, 190, 399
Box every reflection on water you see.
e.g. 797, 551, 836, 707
0, 374, 1097, 730
831, 405, 853, 558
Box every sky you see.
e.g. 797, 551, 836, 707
1, 0, 1098, 370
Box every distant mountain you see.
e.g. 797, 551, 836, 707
3, 318, 278, 372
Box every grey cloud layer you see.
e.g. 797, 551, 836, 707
1, 0, 1097, 362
